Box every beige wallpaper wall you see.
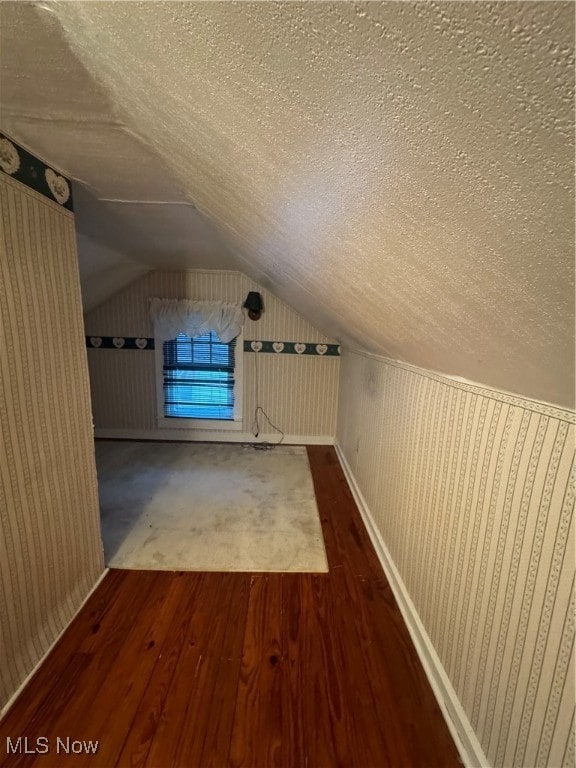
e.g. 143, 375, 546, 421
0, 173, 104, 711
84, 270, 339, 441
337, 348, 575, 768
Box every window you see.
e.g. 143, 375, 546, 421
156, 330, 243, 430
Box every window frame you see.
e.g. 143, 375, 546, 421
155, 328, 243, 431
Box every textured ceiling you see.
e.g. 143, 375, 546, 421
1, 1, 574, 407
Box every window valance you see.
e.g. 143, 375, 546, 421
149, 298, 244, 343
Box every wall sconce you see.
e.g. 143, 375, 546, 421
244, 291, 263, 321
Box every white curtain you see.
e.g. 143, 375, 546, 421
150, 298, 244, 343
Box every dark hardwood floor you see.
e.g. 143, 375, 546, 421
1, 446, 462, 768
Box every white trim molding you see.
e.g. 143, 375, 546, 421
94, 428, 334, 445
334, 442, 490, 768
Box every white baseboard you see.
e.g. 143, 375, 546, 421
1, 568, 109, 719
334, 442, 489, 768
94, 428, 334, 445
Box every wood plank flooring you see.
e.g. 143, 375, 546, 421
1, 446, 462, 768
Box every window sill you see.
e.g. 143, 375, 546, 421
156, 417, 243, 432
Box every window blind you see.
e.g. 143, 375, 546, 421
163, 331, 236, 420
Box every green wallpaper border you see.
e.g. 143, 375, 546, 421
85, 336, 340, 357
0, 134, 73, 211
244, 340, 340, 356
86, 336, 154, 350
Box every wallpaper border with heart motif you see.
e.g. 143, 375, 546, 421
86, 336, 155, 350
244, 340, 340, 356
85, 336, 340, 356
0, 133, 73, 211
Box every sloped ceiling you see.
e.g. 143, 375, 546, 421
1, 1, 573, 407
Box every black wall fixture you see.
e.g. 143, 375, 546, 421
244, 292, 264, 321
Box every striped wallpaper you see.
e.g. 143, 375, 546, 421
84, 269, 339, 441
337, 348, 575, 768
0, 173, 104, 711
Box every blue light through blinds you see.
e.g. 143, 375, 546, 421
163, 331, 236, 420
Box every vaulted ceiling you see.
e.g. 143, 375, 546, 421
1, 1, 574, 407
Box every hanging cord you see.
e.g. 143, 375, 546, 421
251, 344, 260, 436
251, 349, 284, 448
